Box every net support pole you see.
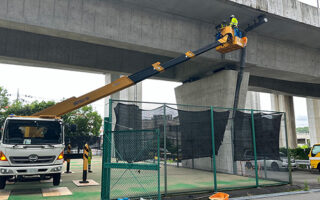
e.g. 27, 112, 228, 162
210, 107, 218, 192
231, 47, 247, 174
157, 129, 161, 200
264, 157, 267, 179
284, 113, 293, 185
101, 117, 110, 200
176, 131, 179, 168
251, 109, 259, 187
104, 99, 113, 199
163, 104, 168, 195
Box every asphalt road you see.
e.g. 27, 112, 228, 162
292, 169, 320, 188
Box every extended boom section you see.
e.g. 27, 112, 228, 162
34, 35, 231, 117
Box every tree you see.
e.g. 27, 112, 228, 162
62, 105, 102, 151
0, 99, 55, 127
62, 105, 102, 137
0, 86, 9, 110
5, 100, 55, 116
0, 86, 9, 126
296, 127, 309, 134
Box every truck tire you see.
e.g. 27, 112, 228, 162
0, 177, 6, 189
52, 173, 61, 186
318, 164, 320, 173
245, 162, 253, 169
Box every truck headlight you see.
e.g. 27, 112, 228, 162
50, 166, 62, 172
0, 168, 13, 174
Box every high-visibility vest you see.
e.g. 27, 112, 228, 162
230, 18, 238, 27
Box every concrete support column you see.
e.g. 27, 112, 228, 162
175, 70, 250, 173
270, 94, 297, 148
245, 91, 261, 110
175, 70, 249, 108
104, 73, 142, 118
119, 82, 142, 102
104, 73, 121, 118
306, 98, 320, 146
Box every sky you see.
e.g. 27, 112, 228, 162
0, 63, 308, 127
298, 0, 318, 7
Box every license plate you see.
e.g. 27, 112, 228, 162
28, 168, 38, 174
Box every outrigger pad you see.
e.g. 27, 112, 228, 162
42, 187, 72, 197
72, 179, 99, 187
0, 190, 10, 199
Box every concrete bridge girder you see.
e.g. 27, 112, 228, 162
0, 0, 319, 99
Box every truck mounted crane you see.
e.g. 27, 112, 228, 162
0, 19, 256, 189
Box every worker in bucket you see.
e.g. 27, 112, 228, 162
229, 15, 238, 27
229, 14, 242, 38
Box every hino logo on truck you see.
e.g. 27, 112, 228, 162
28, 154, 38, 162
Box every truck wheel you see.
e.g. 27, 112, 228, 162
318, 164, 320, 173
245, 162, 253, 169
52, 173, 61, 186
0, 177, 6, 189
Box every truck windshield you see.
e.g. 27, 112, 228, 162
3, 120, 62, 145
312, 145, 320, 157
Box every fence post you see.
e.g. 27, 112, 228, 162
101, 117, 109, 200
157, 129, 161, 200
163, 104, 167, 195
210, 107, 218, 192
284, 113, 292, 185
101, 99, 113, 200
251, 109, 259, 187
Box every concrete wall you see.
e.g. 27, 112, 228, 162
175, 70, 249, 173
306, 98, 320, 145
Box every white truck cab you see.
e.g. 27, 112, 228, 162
0, 116, 64, 189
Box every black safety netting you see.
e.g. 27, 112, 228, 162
110, 101, 289, 194
234, 111, 282, 161
114, 103, 229, 161
177, 109, 229, 159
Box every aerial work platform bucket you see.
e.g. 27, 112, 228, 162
216, 26, 247, 54
209, 192, 229, 200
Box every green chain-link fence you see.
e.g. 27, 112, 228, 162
101, 118, 161, 200
101, 99, 291, 198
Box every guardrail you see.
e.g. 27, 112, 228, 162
296, 160, 310, 170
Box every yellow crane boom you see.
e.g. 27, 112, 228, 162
33, 27, 246, 117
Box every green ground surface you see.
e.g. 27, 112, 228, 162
5, 156, 286, 200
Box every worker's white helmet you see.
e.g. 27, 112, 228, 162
230, 14, 235, 18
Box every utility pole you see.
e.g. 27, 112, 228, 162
16, 89, 20, 101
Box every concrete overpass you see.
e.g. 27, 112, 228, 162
0, 0, 319, 96
0, 0, 320, 148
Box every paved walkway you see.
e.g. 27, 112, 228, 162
231, 189, 320, 200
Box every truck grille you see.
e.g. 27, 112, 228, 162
9, 156, 55, 164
